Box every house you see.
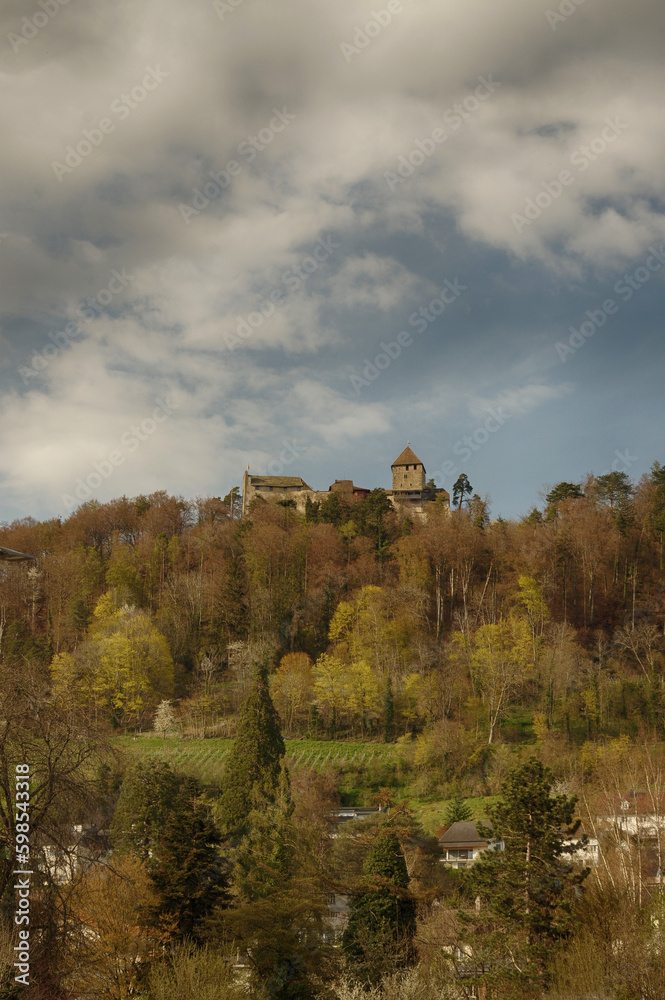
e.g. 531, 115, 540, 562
438, 821, 498, 868
597, 790, 665, 838
328, 806, 383, 840
331, 806, 382, 823
241, 445, 450, 517
41, 824, 110, 884
563, 837, 600, 867
438, 821, 598, 872
594, 791, 665, 887
323, 894, 350, 944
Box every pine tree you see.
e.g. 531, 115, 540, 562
383, 675, 395, 743
444, 791, 472, 825
452, 473, 473, 509
342, 831, 417, 984
462, 757, 589, 990
220, 664, 286, 830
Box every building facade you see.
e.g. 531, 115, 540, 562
241, 445, 449, 518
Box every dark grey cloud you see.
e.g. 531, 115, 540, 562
0, 0, 663, 520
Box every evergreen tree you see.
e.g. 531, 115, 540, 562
545, 481, 584, 506
328, 703, 337, 739
469, 493, 489, 529
651, 461, 665, 535
210, 761, 330, 1000
444, 791, 472, 825
357, 489, 394, 558
307, 702, 322, 736
221, 665, 286, 830
111, 761, 225, 940
462, 757, 589, 991
342, 831, 417, 984
452, 473, 473, 510
591, 470, 635, 533
544, 481, 584, 521
304, 495, 320, 523
383, 675, 395, 743
319, 491, 348, 526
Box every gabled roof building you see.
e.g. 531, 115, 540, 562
241, 445, 450, 517
438, 821, 501, 868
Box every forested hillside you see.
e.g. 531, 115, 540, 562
2, 465, 665, 998
1, 465, 664, 744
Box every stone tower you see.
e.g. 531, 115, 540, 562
391, 445, 426, 493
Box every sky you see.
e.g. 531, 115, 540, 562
1, 0, 664, 523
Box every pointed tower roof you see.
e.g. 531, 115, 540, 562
391, 445, 423, 468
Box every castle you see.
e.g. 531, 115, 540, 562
241, 445, 450, 518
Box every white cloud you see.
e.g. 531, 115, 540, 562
469, 383, 574, 420
0, 0, 663, 517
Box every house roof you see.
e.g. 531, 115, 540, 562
438, 821, 492, 849
249, 476, 312, 489
391, 445, 423, 468
0, 545, 35, 562
597, 790, 665, 815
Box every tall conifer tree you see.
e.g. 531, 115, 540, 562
342, 830, 417, 983
221, 664, 286, 830
462, 757, 588, 992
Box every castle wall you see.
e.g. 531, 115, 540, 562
241, 462, 449, 519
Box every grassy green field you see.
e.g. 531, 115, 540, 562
112, 736, 494, 835
113, 736, 399, 786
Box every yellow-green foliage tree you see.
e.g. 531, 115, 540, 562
51, 591, 174, 728
312, 653, 347, 734
270, 652, 314, 731
314, 586, 425, 735
328, 586, 415, 674
517, 574, 550, 660
468, 616, 532, 743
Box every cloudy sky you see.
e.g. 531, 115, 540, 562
1, 0, 664, 522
